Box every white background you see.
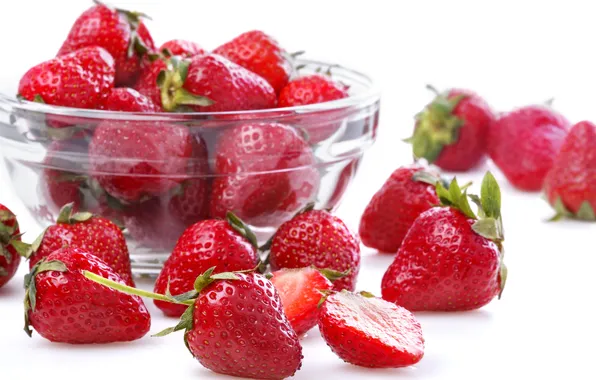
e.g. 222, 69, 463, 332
1, 1, 596, 379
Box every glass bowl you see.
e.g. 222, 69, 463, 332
0, 59, 380, 275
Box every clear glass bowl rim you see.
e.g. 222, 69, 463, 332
0, 58, 380, 122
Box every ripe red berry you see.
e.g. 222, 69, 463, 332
104, 87, 160, 112
406, 87, 495, 171
58, 2, 155, 86
318, 291, 425, 368
268, 207, 360, 291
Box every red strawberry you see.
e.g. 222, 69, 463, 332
0, 205, 26, 288
18, 46, 115, 109
156, 54, 277, 112
278, 74, 348, 107
153, 213, 259, 317
134, 58, 167, 107
159, 39, 205, 58
26, 203, 135, 287
122, 135, 210, 248
104, 87, 160, 112
359, 165, 441, 253
382, 172, 507, 311
40, 139, 88, 214
278, 74, 350, 143
318, 291, 425, 368
85, 268, 303, 379
406, 87, 495, 172
489, 105, 570, 191
214, 30, 292, 95
544, 121, 596, 220
209, 122, 319, 227
270, 267, 335, 336
268, 206, 360, 291
89, 120, 193, 203
58, 2, 155, 86
24, 247, 150, 343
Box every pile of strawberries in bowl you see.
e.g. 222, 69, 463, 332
0, 1, 380, 272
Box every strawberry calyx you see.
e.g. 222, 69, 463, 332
317, 289, 377, 308
0, 210, 28, 267
411, 167, 451, 188
548, 198, 596, 221
92, 0, 151, 59
436, 172, 507, 298
23, 258, 68, 337
157, 56, 214, 112
21, 203, 94, 260
405, 85, 468, 164
226, 211, 259, 249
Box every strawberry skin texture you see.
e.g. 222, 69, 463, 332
210, 122, 319, 227
29, 216, 135, 287
89, 120, 193, 202
359, 165, 439, 253
0, 205, 22, 288
382, 207, 501, 311
278, 74, 348, 107
58, 4, 155, 86
269, 210, 361, 291
488, 105, 570, 191
270, 267, 333, 336
214, 30, 292, 95
19, 46, 115, 109
319, 292, 424, 368
186, 272, 303, 379
104, 87, 160, 112
159, 39, 205, 57
154, 219, 258, 317
27, 247, 150, 344
123, 135, 210, 249
134, 58, 167, 107
183, 54, 277, 112
434, 89, 494, 171
545, 121, 596, 214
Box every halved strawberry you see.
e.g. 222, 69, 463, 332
270, 267, 337, 336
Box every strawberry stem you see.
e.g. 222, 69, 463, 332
83, 271, 195, 306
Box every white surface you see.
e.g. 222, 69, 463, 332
2, 0, 596, 379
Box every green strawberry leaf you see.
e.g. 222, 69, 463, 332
226, 212, 258, 249
480, 171, 501, 219
318, 268, 349, 282
576, 201, 596, 221
153, 304, 195, 338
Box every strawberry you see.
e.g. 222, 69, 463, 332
405, 86, 495, 172
159, 39, 205, 58
24, 247, 150, 343
25, 203, 135, 286
18, 46, 115, 109
156, 54, 277, 112
278, 74, 348, 107
359, 165, 441, 253
153, 213, 259, 317
58, 1, 155, 86
318, 291, 425, 368
278, 74, 349, 143
104, 87, 160, 112
40, 139, 88, 214
85, 268, 303, 379
134, 58, 167, 107
544, 121, 596, 220
382, 172, 507, 311
489, 105, 570, 191
268, 206, 360, 291
0, 205, 26, 288
89, 120, 193, 203
122, 135, 210, 248
209, 122, 319, 227
213, 30, 292, 95
270, 267, 335, 336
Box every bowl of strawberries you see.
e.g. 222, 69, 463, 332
0, 1, 380, 274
